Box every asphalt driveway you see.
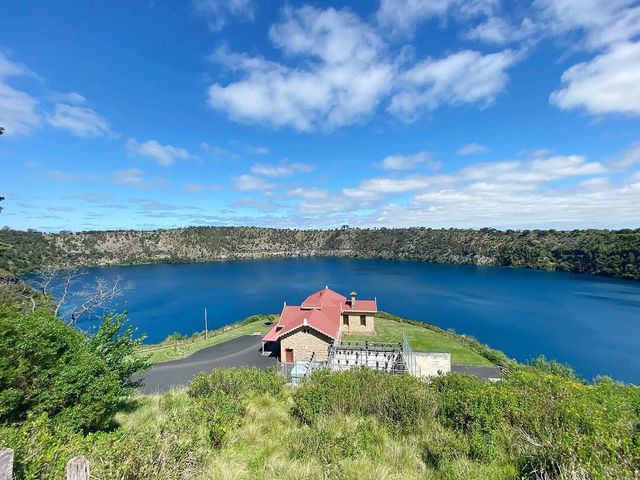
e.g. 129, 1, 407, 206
136, 335, 278, 394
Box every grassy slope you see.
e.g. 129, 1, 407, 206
344, 317, 493, 366
115, 389, 503, 480
140, 318, 274, 364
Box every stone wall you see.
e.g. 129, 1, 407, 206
340, 313, 375, 335
280, 327, 333, 362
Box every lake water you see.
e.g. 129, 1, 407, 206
31, 257, 640, 383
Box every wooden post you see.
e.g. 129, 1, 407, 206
204, 307, 208, 340
0, 448, 13, 480
66, 455, 89, 480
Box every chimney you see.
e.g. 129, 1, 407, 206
350, 291, 357, 307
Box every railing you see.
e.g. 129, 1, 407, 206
0, 448, 89, 480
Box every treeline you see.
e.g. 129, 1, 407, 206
1, 226, 639, 280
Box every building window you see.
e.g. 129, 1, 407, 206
343, 315, 349, 325
360, 315, 366, 326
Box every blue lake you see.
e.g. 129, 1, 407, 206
32, 257, 640, 384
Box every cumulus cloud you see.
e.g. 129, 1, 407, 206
457, 142, 490, 155
0, 51, 40, 136
379, 151, 440, 170
193, 0, 254, 31
550, 42, 640, 116
232, 174, 275, 191
250, 160, 314, 177
207, 6, 394, 131
389, 49, 520, 119
48, 103, 110, 137
127, 138, 191, 166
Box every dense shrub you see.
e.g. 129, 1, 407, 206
0, 309, 149, 432
292, 368, 436, 433
0, 310, 121, 431
430, 367, 640, 478
188, 367, 285, 399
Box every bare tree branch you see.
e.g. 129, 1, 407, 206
68, 274, 124, 326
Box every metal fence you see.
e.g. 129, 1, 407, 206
402, 330, 422, 378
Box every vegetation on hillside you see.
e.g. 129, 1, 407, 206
1, 226, 639, 280
0, 305, 149, 433
1, 363, 638, 479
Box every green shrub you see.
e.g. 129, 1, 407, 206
0, 309, 149, 432
188, 367, 285, 399
292, 368, 436, 433
430, 368, 640, 478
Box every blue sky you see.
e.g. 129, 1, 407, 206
1, 0, 639, 232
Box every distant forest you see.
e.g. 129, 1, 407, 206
1, 226, 639, 281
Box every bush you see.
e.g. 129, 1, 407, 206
188, 367, 285, 399
0, 309, 150, 432
292, 368, 436, 433
430, 368, 640, 478
0, 310, 120, 431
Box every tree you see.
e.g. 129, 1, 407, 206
0, 126, 4, 135
36, 267, 126, 326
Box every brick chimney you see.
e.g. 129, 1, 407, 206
350, 291, 357, 307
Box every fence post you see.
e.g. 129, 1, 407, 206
66, 455, 89, 480
0, 448, 13, 480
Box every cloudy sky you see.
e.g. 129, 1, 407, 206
1, 0, 639, 232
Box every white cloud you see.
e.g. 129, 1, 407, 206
245, 144, 269, 154
50, 91, 86, 104
0, 51, 40, 136
457, 142, 490, 155
232, 174, 275, 190
379, 151, 439, 170
376, 0, 498, 35
181, 182, 223, 193
231, 197, 284, 212
344, 153, 606, 201
48, 103, 110, 137
127, 138, 191, 166
250, 160, 313, 177
111, 168, 169, 190
466, 17, 536, 45
535, 0, 640, 49
286, 187, 329, 200
616, 141, 640, 167
193, 0, 254, 31
389, 49, 520, 119
550, 42, 640, 116
207, 6, 394, 131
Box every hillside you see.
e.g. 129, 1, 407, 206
1, 226, 639, 280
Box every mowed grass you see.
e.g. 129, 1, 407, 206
140, 318, 274, 364
343, 317, 493, 366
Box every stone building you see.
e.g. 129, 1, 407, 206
262, 286, 377, 363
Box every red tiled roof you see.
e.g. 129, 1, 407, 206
301, 286, 346, 308
342, 299, 378, 312
263, 287, 377, 342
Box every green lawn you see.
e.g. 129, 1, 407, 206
140, 318, 274, 364
343, 317, 493, 366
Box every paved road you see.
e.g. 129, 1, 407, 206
136, 335, 278, 394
